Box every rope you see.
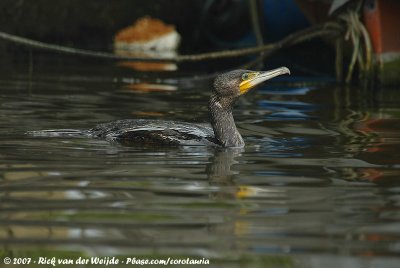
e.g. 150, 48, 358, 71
337, 0, 373, 83
0, 22, 342, 63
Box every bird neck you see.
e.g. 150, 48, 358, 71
209, 94, 244, 147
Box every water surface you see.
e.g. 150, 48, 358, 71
1, 56, 400, 267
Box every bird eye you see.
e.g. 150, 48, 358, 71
241, 73, 249, 81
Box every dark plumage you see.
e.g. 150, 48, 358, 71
90, 67, 289, 147
29, 67, 290, 147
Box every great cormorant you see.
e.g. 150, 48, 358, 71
90, 67, 290, 147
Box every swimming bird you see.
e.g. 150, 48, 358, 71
89, 67, 290, 147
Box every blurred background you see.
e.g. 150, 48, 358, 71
0, 0, 399, 84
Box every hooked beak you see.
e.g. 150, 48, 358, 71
239, 67, 290, 94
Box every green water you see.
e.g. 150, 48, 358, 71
0, 56, 399, 267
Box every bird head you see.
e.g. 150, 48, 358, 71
213, 67, 290, 99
